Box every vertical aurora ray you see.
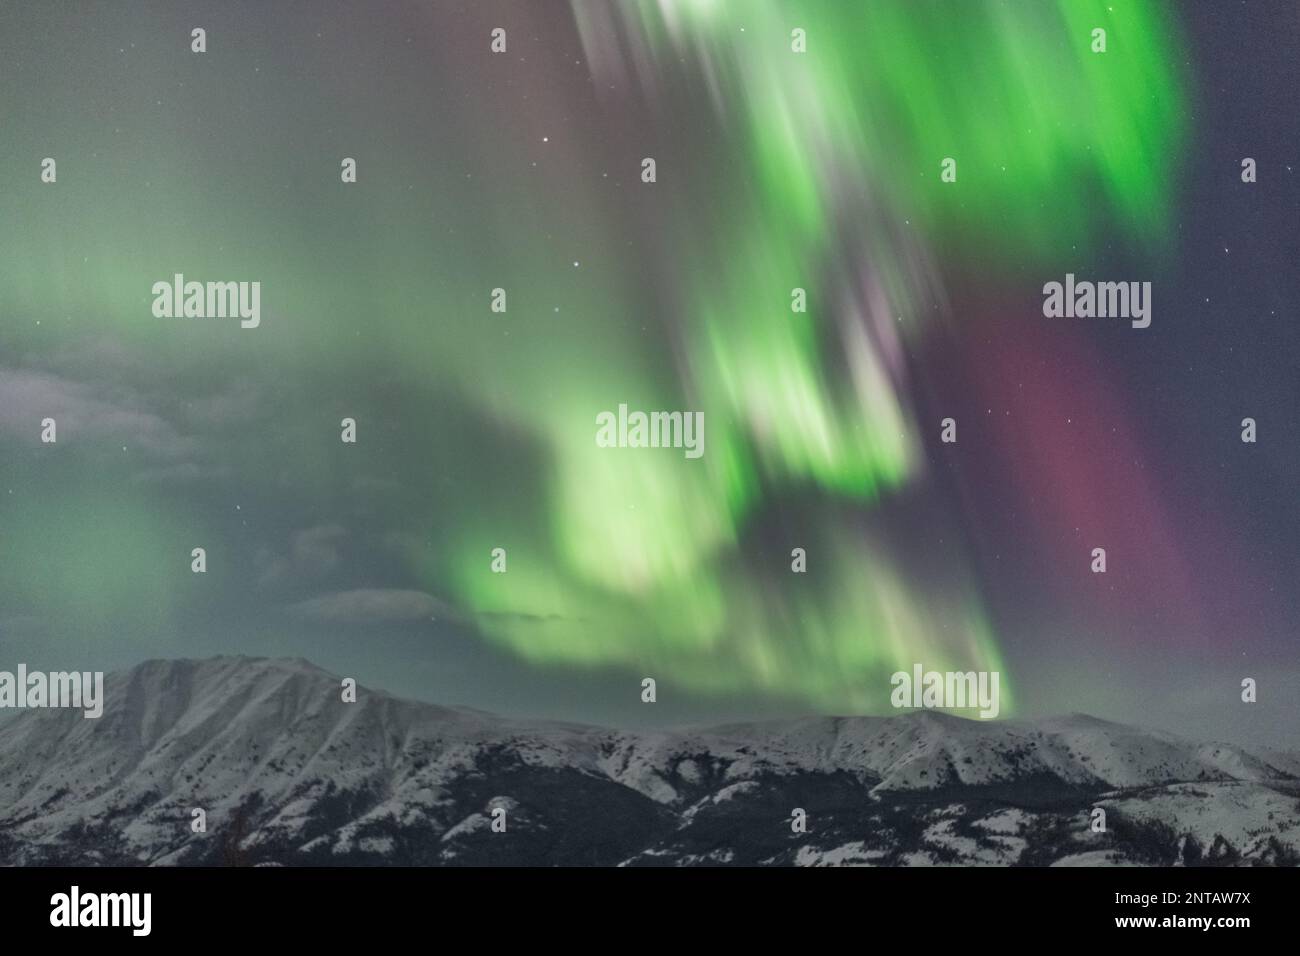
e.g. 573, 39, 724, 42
429, 0, 1184, 712
0, 1, 1190, 719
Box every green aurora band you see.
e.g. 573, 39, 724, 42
444, 0, 1185, 711
0, 0, 1187, 715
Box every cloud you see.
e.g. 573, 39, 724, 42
0, 367, 194, 458
286, 589, 452, 624
257, 525, 348, 588
3, 344, 267, 484
183, 380, 265, 429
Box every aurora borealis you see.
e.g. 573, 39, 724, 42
0, 1, 1296, 744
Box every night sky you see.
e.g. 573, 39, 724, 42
0, 1, 1296, 747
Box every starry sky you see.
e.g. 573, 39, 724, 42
0, 1, 1296, 747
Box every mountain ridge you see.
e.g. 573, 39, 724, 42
1, 656, 1296, 866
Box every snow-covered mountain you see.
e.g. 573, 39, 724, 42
1, 657, 1296, 866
